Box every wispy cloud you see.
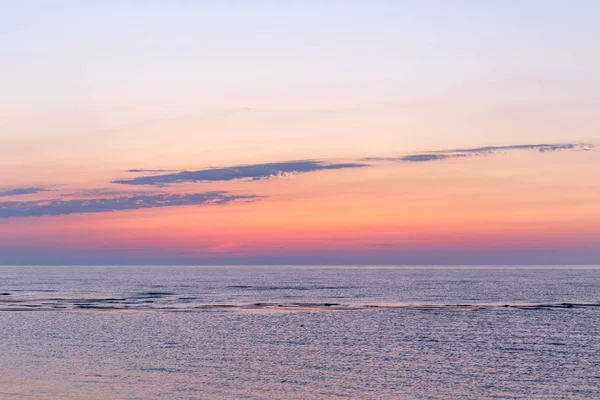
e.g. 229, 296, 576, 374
365, 143, 594, 163
0, 192, 257, 218
62, 188, 155, 198
0, 187, 49, 197
114, 160, 368, 186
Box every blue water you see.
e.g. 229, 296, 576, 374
1, 266, 599, 399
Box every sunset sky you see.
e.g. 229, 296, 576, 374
1, 0, 599, 265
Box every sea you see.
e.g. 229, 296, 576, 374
0, 266, 598, 400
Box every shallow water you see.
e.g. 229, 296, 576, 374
1, 266, 599, 399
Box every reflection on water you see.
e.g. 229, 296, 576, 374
1, 266, 599, 399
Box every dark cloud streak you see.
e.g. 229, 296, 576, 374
63, 188, 155, 198
365, 143, 593, 163
0, 187, 49, 197
115, 160, 368, 186
0, 192, 257, 218
438, 143, 592, 154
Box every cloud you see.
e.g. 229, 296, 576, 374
439, 143, 593, 155
114, 160, 368, 186
0, 187, 49, 197
63, 188, 155, 198
365, 143, 594, 163
0, 192, 258, 218
397, 154, 463, 162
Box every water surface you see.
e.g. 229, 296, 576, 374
1, 266, 599, 399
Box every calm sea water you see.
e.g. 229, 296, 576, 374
0, 266, 599, 399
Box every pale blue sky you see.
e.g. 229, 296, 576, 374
2, 0, 599, 127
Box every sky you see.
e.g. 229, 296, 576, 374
1, 0, 599, 265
